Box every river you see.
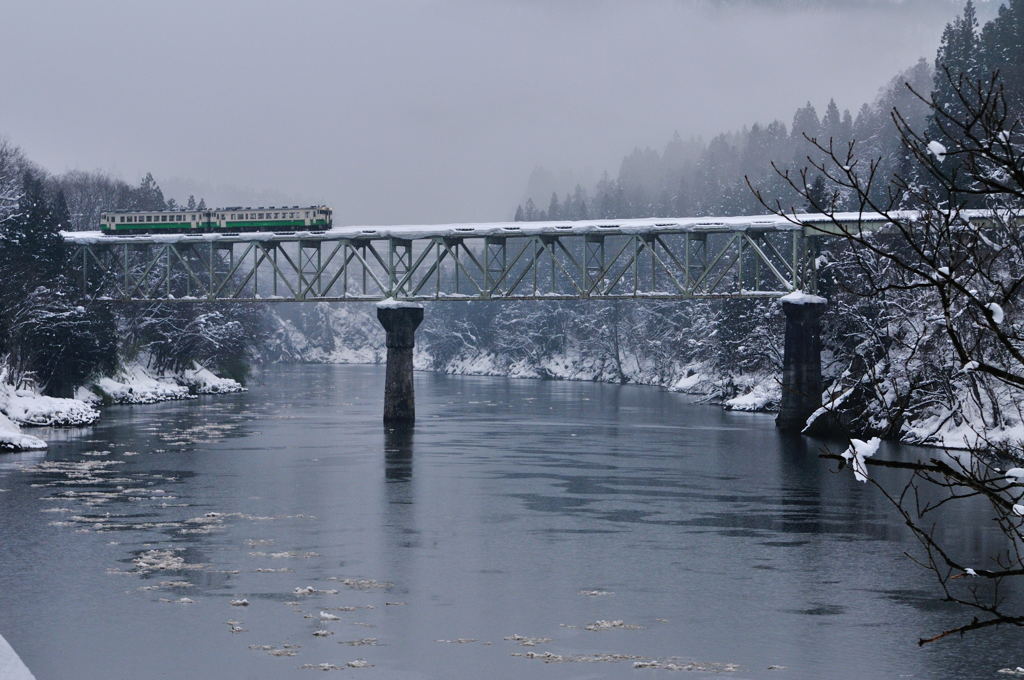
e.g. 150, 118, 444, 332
0, 364, 1018, 679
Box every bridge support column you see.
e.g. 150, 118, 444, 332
776, 295, 826, 433
377, 303, 424, 424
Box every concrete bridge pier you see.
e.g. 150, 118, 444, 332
377, 303, 424, 424
776, 294, 826, 433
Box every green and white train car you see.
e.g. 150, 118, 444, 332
100, 205, 333, 234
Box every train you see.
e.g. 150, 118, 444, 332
99, 205, 333, 234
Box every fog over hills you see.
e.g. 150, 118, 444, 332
0, 0, 974, 223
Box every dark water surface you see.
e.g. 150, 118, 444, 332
0, 365, 1019, 679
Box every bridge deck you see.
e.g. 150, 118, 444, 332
64, 212, 903, 245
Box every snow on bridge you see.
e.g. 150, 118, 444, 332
59, 211, 980, 303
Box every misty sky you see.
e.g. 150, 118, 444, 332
1, 0, 972, 224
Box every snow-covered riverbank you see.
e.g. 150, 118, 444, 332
0, 362, 244, 451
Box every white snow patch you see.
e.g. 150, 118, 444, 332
179, 363, 245, 394
0, 633, 36, 680
73, 386, 102, 405
724, 378, 781, 412
986, 302, 1005, 324
779, 290, 827, 305
97, 360, 241, 398
841, 437, 880, 483
1005, 467, 1024, 481
92, 364, 192, 404
0, 413, 47, 452
0, 381, 99, 427
927, 140, 947, 161
376, 297, 423, 310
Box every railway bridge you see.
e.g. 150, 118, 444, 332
61, 212, 894, 431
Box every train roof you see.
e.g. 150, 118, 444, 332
101, 205, 329, 214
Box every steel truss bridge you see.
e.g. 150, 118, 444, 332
61, 214, 892, 303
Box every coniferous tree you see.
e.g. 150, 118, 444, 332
978, 0, 1024, 112
918, 2, 980, 204
0, 172, 115, 393
136, 172, 166, 210
547, 192, 561, 221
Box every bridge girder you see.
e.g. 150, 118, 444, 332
66, 228, 818, 303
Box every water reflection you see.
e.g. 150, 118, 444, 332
383, 426, 414, 482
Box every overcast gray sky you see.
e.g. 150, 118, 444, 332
1, 0, 969, 224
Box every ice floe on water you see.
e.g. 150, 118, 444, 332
325, 577, 392, 590
133, 549, 205, 573
584, 619, 644, 631
633, 659, 741, 672
505, 634, 553, 646
512, 651, 644, 663
158, 597, 195, 604
511, 650, 739, 671
250, 643, 301, 657
299, 662, 342, 671
250, 550, 320, 559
